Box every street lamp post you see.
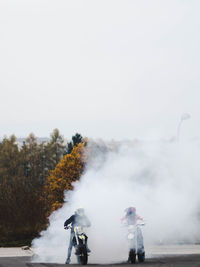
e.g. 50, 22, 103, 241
177, 113, 191, 141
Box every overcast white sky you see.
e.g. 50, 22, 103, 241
0, 0, 200, 140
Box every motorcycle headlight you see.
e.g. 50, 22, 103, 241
128, 233, 134, 240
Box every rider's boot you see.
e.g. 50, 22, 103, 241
86, 242, 91, 253
138, 245, 145, 253
65, 258, 70, 264
86, 247, 91, 253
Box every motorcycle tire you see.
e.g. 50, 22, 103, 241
138, 252, 145, 263
78, 246, 88, 265
128, 249, 136, 264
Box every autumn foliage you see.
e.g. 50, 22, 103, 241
0, 130, 85, 245
44, 143, 86, 215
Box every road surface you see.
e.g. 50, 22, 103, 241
0, 255, 200, 267
0, 245, 200, 267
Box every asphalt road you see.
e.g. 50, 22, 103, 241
0, 255, 200, 267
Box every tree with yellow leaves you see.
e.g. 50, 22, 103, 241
43, 142, 86, 216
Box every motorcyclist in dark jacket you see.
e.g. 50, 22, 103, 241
64, 208, 91, 264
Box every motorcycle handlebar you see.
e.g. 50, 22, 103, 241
137, 223, 145, 226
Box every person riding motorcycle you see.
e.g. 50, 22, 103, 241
121, 207, 144, 224
121, 207, 145, 259
64, 208, 91, 264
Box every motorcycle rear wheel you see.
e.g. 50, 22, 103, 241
138, 252, 145, 263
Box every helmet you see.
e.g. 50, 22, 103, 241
75, 208, 84, 216
125, 207, 136, 216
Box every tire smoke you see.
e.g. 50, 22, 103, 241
32, 139, 200, 263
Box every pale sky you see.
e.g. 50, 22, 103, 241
0, 0, 200, 140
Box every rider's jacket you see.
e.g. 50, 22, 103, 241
121, 213, 144, 225
64, 214, 91, 233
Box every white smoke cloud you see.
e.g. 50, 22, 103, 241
32, 139, 200, 264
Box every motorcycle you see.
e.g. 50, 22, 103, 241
65, 225, 89, 265
127, 223, 145, 263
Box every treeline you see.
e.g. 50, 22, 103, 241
0, 129, 85, 246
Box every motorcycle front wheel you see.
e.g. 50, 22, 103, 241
77, 246, 88, 265
128, 249, 136, 264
